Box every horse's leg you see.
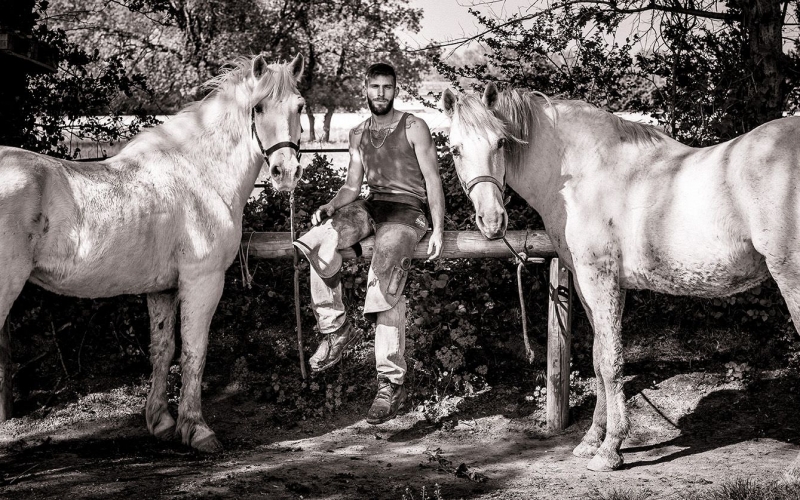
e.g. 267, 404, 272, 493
572, 258, 628, 471
146, 291, 178, 441
763, 256, 800, 476
0, 243, 34, 421
175, 271, 224, 453
571, 280, 607, 458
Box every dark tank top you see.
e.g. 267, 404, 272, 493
360, 112, 427, 202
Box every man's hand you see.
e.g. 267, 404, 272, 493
427, 230, 444, 260
312, 203, 335, 225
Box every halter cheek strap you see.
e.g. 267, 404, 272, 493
251, 107, 301, 166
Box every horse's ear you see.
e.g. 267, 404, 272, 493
483, 82, 499, 109
288, 53, 304, 81
441, 88, 457, 117
252, 54, 269, 81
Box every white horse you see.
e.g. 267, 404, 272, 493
0, 54, 305, 453
442, 83, 800, 471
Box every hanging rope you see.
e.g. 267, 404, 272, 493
238, 232, 255, 290
290, 192, 308, 380
500, 233, 542, 364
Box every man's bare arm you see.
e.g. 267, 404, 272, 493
312, 125, 366, 225
406, 116, 445, 259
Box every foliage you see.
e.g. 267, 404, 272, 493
7, 1, 158, 155
429, 1, 800, 145
45, 0, 430, 123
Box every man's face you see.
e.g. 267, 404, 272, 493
365, 75, 396, 116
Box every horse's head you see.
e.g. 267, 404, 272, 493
442, 83, 509, 239
249, 53, 306, 192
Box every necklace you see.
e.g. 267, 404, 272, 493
368, 111, 395, 149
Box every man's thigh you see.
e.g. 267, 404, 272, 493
364, 222, 426, 316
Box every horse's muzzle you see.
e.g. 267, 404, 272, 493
270, 159, 304, 192
475, 209, 507, 240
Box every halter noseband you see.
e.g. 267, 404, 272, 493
459, 174, 505, 197
251, 107, 301, 166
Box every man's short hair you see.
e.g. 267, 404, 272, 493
365, 63, 396, 85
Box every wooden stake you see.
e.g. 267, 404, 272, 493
0, 318, 12, 421
546, 258, 572, 432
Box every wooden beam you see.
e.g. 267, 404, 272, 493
241, 229, 556, 260
241, 229, 573, 433
547, 258, 572, 432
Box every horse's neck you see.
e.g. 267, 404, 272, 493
507, 125, 563, 215
125, 95, 261, 215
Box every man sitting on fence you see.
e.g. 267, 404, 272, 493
293, 62, 445, 424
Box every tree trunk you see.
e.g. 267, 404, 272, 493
306, 107, 316, 142
0, 0, 36, 148
322, 107, 335, 143
741, 0, 787, 129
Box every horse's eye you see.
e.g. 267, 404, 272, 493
254, 104, 263, 114
451, 146, 461, 157
498, 138, 506, 149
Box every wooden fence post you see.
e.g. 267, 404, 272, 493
0, 318, 11, 421
547, 258, 572, 432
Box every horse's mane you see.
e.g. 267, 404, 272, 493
454, 89, 554, 167
121, 55, 298, 154
202, 55, 299, 106
455, 88, 664, 168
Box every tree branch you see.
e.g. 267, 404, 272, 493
408, 0, 738, 53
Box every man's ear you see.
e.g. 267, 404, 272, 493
441, 88, 457, 117
482, 82, 499, 109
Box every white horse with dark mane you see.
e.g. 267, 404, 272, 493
442, 83, 800, 472
0, 54, 305, 453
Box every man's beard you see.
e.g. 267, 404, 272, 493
367, 96, 393, 116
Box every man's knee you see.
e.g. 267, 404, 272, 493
294, 223, 344, 279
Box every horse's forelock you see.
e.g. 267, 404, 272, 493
252, 62, 300, 103
454, 94, 508, 142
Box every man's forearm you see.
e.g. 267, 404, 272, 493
427, 182, 445, 234
330, 185, 360, 210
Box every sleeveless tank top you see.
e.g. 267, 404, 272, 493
360, 113, 427, 202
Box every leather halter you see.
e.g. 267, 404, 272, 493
459, 174, 505, 197
251, 107, 301, 166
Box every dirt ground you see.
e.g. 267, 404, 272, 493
2, 367, 800, 500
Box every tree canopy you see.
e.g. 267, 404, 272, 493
429, 0, 800, 145
45, 0, 430, 142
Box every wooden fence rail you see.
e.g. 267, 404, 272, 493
244, 229, 574, 431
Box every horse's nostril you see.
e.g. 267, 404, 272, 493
270, 165, 281, 178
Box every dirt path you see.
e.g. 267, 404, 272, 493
2, 371, 800, 499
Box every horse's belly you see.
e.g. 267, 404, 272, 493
30, 227, 182, 298
30, 258, 179, 298
621, 245, 768, 298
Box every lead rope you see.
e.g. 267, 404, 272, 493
500, 234, 540, 364
290, 192, 308, 380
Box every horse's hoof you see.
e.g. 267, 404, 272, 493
153, 421, 176, 441
573, 441, 600, 458
587, 452, 623, 472
151, 414, 177, 441
193, 433, 223, 454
